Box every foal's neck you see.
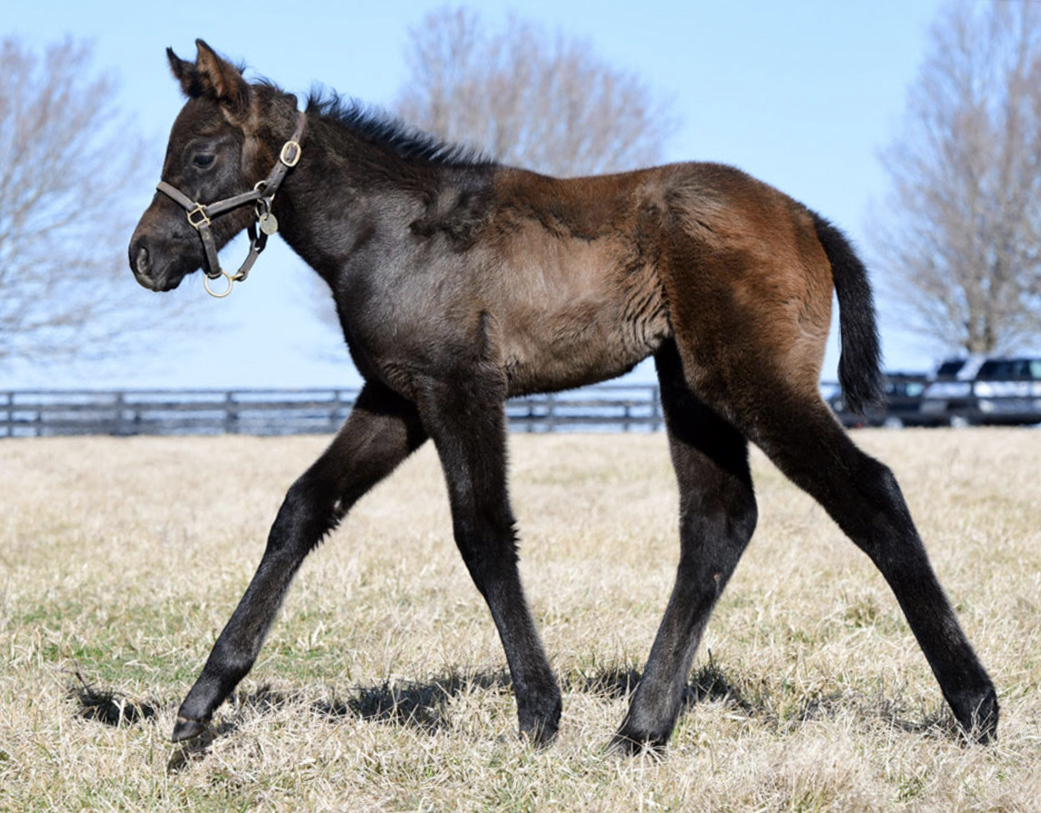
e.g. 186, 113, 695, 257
261, 95, 473, 281
260, 103, 401, 282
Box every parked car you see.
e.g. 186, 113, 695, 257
919, 355, 988, 427
972, 357, 1041, 425
828, 373, 933, 428
920, 355, 1041, 426
829, 356, 1041, 428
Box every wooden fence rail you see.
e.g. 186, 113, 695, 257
0, 385, 664, 438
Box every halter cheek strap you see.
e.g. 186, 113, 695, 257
156, 110, 306, 298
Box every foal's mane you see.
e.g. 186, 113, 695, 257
304, 88, 493, 169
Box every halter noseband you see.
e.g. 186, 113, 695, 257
156, 111, 307, 298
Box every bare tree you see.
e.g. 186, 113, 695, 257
874, 1, 1041, 355
396, 7, 678, 177
0, 37, 171, 364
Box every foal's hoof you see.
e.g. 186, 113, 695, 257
171, 715, 210, 743
608, 731, 667, 757
518, 690, 562, 747
519, 718, 559, 749
518, 713, 561, 748
955, 687, 999, 745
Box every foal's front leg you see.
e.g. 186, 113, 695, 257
416, 372, 562, 744
172, 384, 427, 742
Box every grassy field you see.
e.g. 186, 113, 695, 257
1, 429, 1040, 812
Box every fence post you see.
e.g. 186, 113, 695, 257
224, 392, 239, 434
113, 392, 125, 436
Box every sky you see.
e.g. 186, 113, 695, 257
6, 0, 953, 390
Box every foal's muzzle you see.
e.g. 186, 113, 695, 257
128, 226, 191, 292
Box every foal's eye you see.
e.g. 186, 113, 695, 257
192, 153, 216, 170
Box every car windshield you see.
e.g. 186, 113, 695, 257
936, 360, 965, 378
977, 361, 1009, 379
978, 359, 1041, 379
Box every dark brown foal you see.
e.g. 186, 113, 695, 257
129, 41, 997, 751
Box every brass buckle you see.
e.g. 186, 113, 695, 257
187, 204, 211, 229
280, 141, 302, 168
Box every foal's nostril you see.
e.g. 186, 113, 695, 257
135, 245, 151, 277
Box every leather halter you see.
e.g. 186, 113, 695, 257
156, 111, 307, 297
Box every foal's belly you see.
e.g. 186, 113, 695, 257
497, 339, 620, 396
483, 228, 671, 396
493, 284, 670, 396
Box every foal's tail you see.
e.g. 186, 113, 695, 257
810, 212, 884, 414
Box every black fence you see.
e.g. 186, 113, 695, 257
0, 385, 665, 438
5, 378, 1039, 438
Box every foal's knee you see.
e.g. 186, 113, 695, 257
730, 490, 758, 546
841, 454, 918, 548
450, 510, 520, 596
854, 454, 901, 502
680, 486, 757, 547
266, 475, 338, 555
678, 490, 757, 586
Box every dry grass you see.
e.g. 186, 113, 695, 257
1, 429, 1040, 812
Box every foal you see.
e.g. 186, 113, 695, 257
129, 41, 998, 751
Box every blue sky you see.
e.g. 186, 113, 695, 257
7, 0, 950, 389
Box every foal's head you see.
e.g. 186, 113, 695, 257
128, 40, 292, 292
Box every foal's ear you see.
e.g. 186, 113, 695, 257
167, 47, 201, 96
194, 40, 248, 108
166, 40, 249, 115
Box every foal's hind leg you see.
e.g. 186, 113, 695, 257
414, 369, 561, 744
746, 389, 998, 742
172, 383, 427, 742
613, 342, 758, 752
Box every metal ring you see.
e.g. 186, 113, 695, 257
203, 271, 235, 298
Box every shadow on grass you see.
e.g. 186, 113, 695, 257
67, 667, 159, 727
562, 658, 759, 717
562, 658, 958, 741
792, 686, 958, 740
68, 657, 959, 767
69, 663, 746, 734
311, 670, 511, 731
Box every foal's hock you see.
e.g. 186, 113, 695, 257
129, 40, 998, 751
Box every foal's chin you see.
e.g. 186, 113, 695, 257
134, 266, 190, 293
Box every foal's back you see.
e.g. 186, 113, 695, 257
478, 162, 833, 402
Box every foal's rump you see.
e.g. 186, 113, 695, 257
659, 161, 838, 392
